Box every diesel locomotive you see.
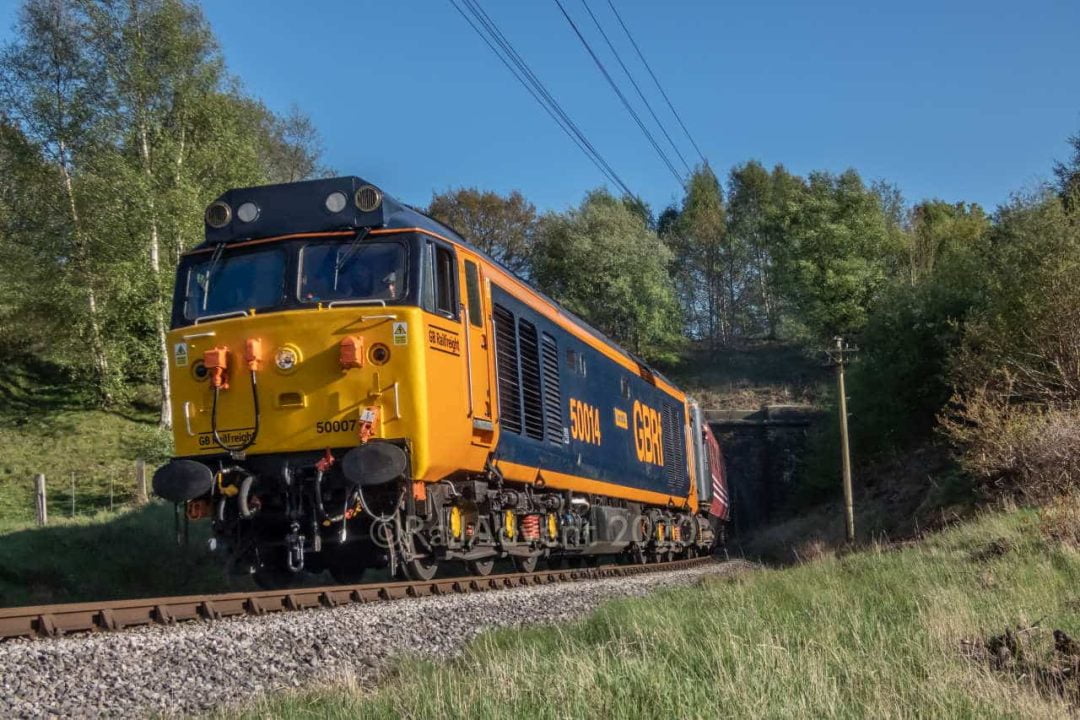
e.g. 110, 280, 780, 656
153, 176, 729, 587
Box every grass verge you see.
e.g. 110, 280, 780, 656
0, 502, 253, 606
0, 362, 171, 531
225, 507, 1080, 719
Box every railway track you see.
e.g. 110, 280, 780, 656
0, 555, 713, 640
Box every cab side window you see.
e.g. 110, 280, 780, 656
464, 260, 483, 327
433, 243, 457, 319
421, 242, 436, 312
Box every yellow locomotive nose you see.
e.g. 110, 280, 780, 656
168, 306, 414, 459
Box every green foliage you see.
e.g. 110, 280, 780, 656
772, 170, 892, 340
426, 187, 538, 276
0, 0, 326, 413
941, 192, 1080, 500
848, 201, 991, 451
663, 166, 738, 343
1054, 131, 1080, 208
725, 161, 780, 337
532, 189, 683, 363
660, 162, 898, 349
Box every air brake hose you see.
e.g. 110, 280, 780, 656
313, 470, 360, 525
313, 469, 329, 521
211, 368, 260, 453
357, 482, 403, 524
237, 472, 257, 519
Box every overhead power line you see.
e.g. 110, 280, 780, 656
579, 0, 691, 176
447, 0, 637, 198
553, 0, 685, 186
606, 0, 707, 166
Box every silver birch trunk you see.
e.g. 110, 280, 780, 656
58, 141, 110, 398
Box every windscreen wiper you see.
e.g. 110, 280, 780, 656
201, 242, 227, 311
333, 228, 371, 291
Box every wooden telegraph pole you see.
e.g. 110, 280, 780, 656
826, 337, 857, 544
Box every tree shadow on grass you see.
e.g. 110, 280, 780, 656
0, 503, 255, 607
0, 359, 94, 431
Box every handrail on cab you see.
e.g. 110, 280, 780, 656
194, 310, 250, 325
326, 298, 387, 308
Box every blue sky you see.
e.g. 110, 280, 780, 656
2, 0, 1078, 214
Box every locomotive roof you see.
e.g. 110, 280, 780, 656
197, 176, 678, 392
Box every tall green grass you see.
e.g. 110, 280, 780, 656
229, 508, 1079, 719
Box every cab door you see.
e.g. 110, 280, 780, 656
459, 254, 495, 447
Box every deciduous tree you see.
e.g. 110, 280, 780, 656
772, 169, 891, 340
0, 0, 115, 398
427, 187, 537, 277
532, 190, 682, 363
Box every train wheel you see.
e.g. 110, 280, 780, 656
403, 554, 439, 581
513, 554, 540, 573
400, 529, 439, 581
466, 557, 496, 576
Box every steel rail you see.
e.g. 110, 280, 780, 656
0, 556, 713, 640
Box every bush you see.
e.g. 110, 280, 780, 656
940, 193, 1080, 501
848, 279, 979, 452
942, 387, 1080, 502
845, 200, 989, 453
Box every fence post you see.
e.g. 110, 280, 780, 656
135, 459, 147, 504
34, 474, 47, 526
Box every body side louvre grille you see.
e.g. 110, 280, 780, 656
518, 319, 545, 441
540, 332, 563, 445
662, 402, 687, 494
493, 303, 522, 435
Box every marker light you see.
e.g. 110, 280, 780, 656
205, 201, 232, 228
369, 343, 390, 365
355, 185, 382, 212
325, 191, 348, 213
236, 202, 259, 223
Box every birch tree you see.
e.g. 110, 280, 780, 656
0, 0, 115, 399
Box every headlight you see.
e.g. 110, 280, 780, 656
325, 191, 348, 213
355, 185, 382, 212
236, 201, 259, 223
274, 346, 300, 372
205, 201, 232, 228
